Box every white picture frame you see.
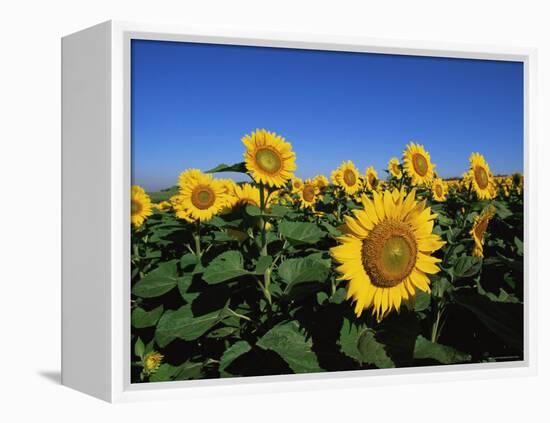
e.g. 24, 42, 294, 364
61, 20, 537, 403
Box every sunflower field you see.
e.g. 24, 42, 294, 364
131, 129, 524, 383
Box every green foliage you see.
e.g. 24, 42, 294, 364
131, 171, 524, 383
257, 321, 322, 373
203, 251, 250, 284
132, 260, 180, 298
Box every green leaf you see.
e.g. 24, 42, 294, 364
205, 162, 248, 174
330, 287, 347, 304
257, 321, 321, 373
492, 201, 513, 219
149, 361, 203, 382
316, 291, 329, 305
514, 237, 524, 256
453, 255, 482, 279
414, 290, 431, 312
155, 305, 228, 347
177, 274, 199, 303
148, 364, 181, 382
207, 326, 238, 339
279, 257, 329, 287
338, 318, 361, 362
414, 335, 471, 364
175, 361, 204, 380
357, 329, 395, 368
132, 260, 179, 298
203, 251, 250, 284
245, 204, 290, 219
180, 253, 198, 271
131, 305, 164, 329
134, 337, 145, 359
219, 340, 252, 375
278, 221, 324, 245
254, 255, 273, 274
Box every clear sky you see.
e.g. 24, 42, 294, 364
131, 39, 524, 192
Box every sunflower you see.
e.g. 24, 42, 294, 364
331, 168, 341, 185
388, 157, 402, 178
291, 178, 304, 193
218, 178, 239, 213
470, 205, 496, 257
299, 179, 319, 210
170, 194, 195, 223
314, 174, 329, 191
233, 183, 271, 209
431, 178, 448, 202
364, 166, 378, 191
403, 143, 435, 185
152, 200, 171, 211
233, 183, 273, 230
334, 161, 362, 195
330, 189, 445, 321
242, 129, 296, 187
177, 169, 228, 221
131, 185, 153, 227
143, 351, 163, 375
465, 153, 496, 200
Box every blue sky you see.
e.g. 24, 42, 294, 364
131, 39, 524, 192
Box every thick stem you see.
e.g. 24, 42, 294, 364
259, 181, 268, 256
194, 221, 202, 259
263, 267, 272, 305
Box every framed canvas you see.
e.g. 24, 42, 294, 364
61, 21, 537, 402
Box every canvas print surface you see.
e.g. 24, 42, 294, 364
130, 39, 524, 383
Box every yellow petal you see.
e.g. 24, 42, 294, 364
415, 253, 441, 274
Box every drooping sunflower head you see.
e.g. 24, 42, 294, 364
233, 183, 269, 209
242, 129, 296, 187
177, 169, 228, 222
299, 179, 319, 210
334, 160, 362, 195
314, 174, 329, 191
330, 189, 445, 321
467, 153, 496, 200
131, 185, 153, 227
403, 143, 435, 185
388, 157, 402, 178
364, 166, 379, 191
143, 351, 164, 375
291, 178, 304, 193
431, 178, 448, 202
470, 205, 496, 257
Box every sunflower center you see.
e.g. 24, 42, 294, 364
343, 169, 356, 186
293, 181, 301, 189
474, 218, 489, 240
131, 200, 142, 215
368, 174, 375, 186
412, 153, 428, 176
191, 185, 216, 209
474, 166, 489, 189
303, 184, 316, 202
435, 184, 443, 197
362, 220, 417, 287
255, 148, 282, 174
